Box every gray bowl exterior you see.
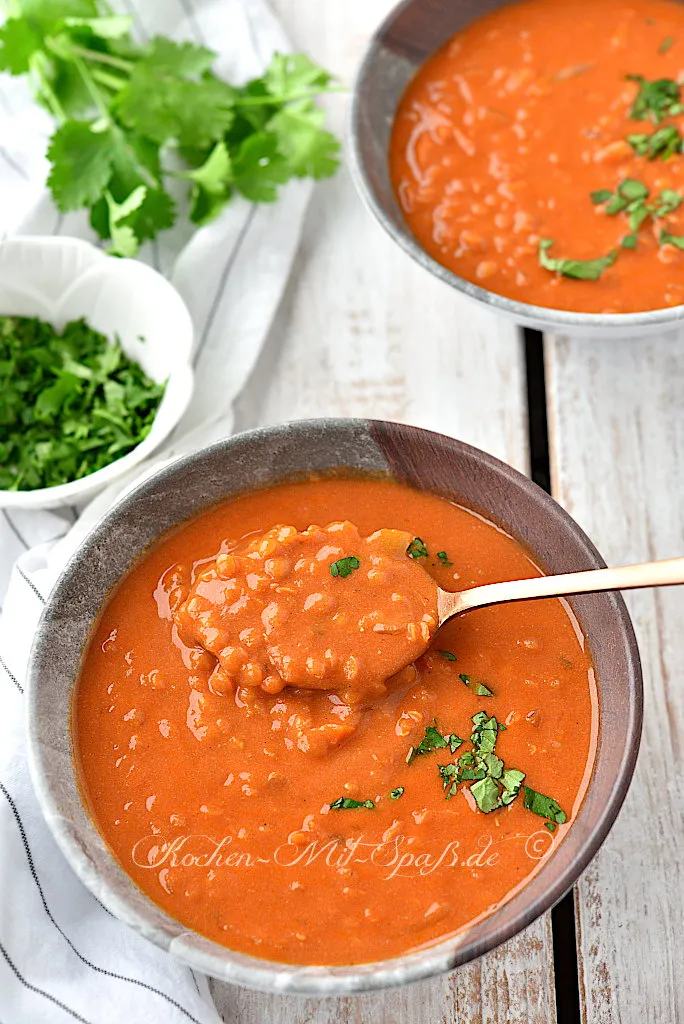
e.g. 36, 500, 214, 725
348, 0, 684, 336
27, 419, 642, 995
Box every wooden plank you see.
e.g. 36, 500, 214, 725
210, 2, 558, 1022
545, 330, 684, 1024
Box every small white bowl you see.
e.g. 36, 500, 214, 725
0, 236, 194, 510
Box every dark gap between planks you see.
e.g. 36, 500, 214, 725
523, 329, 582, 1024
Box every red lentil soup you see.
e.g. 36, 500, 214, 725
389, 0, 684, 314
75, 476, 598, 966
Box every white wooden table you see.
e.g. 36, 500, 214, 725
211, 3, 684, 1020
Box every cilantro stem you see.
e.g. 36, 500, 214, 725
235, 85, 346, 107
29, 53, 66, 122
91, 69, 128, 92
72, 54, 111, 121
70, 45, 134, 73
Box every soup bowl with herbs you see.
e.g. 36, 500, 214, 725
27, 419, 641, 993
350, 0, 684, 334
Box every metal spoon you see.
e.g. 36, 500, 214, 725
436, 556, 684, 626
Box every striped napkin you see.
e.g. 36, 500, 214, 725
0, 1, 312, 1020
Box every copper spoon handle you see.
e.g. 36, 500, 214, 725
437, 556, 684, 626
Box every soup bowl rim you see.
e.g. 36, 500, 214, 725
26, 417, 643, 994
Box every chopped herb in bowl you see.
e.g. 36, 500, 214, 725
0, 315, 165, 491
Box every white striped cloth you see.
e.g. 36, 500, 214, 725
0, 1, 313, 1020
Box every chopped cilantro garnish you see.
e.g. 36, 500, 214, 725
659, 229, 684, 249
330, 797, 375, 810
407, 721, 462, 764
389, 787, 404, 800
438, 650, 457, 661
628, 125, 683, 160
539, 239, 617, 281
436, 551, 453, 566
621, 178, 650, 200
438, 711, 522, 806
595, 182, 683, 242
0, 316, 165, 491
501, 768, 525, 805
522, 786, 567, 825
654, 189, 683, 215
458, 673, 494, 696
545, 821, 557, 832
329, 556, 360, 578
627, 74, 684, 123
406, 537, 429, 559
590, 189, 613, 204
660, 36, 675, 54
471, 776, 500, 813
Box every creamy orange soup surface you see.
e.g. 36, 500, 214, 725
75, 476, 598, 966
390, 0, 684, 313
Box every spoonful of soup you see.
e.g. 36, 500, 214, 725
174, 520, 684, 699
173, 522, 439, 702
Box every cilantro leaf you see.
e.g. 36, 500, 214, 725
118, 67, 235, 148
438, 650, 457, 661
590, 189, 613, 204
140, 37, 216, 76
62, 15, 133, 39
471, 776, 500, 813
621, 234, 638, 249
263, 52, 333, 99
539, 239, 617, 280
659, 229, 684, 249
522, 786, 567, 825
105, 185, 147, 257
232, 131, 291, 202
46, 121, 117, 211
389, 787, 404, 800
268, 100, 340, 179
329, 797, 375, 810
627, 125, 683, 159
407, 721, 461, 763
436, 551, 453, 566
329, 555, 360, 578
183, 141, 233, 225
458, 673, 494, 697
0, 18, 42, 75
500, 768, 525, 805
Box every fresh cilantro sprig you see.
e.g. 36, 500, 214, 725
0, 1, 341, 256
0, 315, 164, 491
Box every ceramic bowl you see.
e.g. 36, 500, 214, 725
27, 419, 642, 994
348, 0, 684, 337
0, 236, 194, 509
